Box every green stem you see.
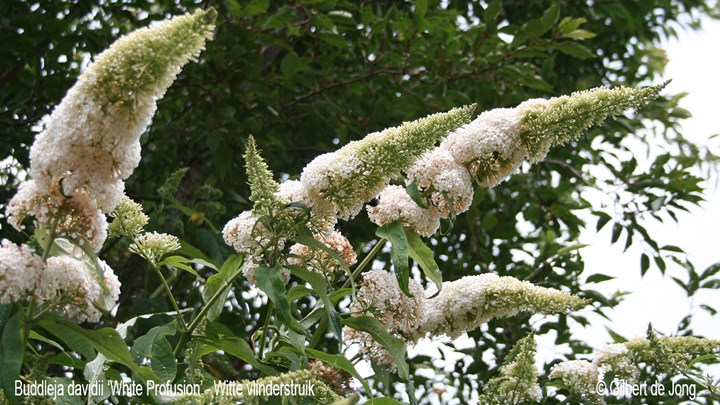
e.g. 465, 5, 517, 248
152, 264, 188, 332
257, 301, 274, 359
341, 238, 386, 289
173, 265, 244, 357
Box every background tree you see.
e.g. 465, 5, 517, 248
1, 0, 719, 403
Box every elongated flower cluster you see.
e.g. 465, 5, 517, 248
0, 240, 121, 323
367, 85, 664, 236
301, 105, 476, 220
417, 274, 588, 339
6, 9, 216, 252
479, 334, 542, 404
550, 333, 720, 400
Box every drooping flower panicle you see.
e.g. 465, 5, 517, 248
301, 105, 476, 220
417, 274, 588, 339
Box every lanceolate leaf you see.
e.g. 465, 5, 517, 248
307, 348, 372, 394
343, 316, 409, 380
287, 265, 342, 344
202, 253, 243, 322
404, 227, 442, 295
254, 265, 306, 335
0, 312, 23, 404
376, 222, 412, 297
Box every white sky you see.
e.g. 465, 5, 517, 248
571, 14, 720, 348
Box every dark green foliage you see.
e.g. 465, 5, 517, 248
1, 0, 718, 403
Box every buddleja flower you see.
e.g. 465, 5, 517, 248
367, 185, 443, 237
479, 334, 542, 404
130, 232, 180, 266
439, 84, 665, 187
405, 146, 474, 217
344, 270, 425, 369
417, 274, 588, 339
108, 196, 149, 238
287, 229, 357, 273
25, 9, 216, 213
6, 8, 215, 258
624, 332, 720, 374
550, 330, 720, 402
519, 83, 667, 161
6, 180, 108, 251
301, 105, 475, 219
593, 343, 639, 382
40, 256, 121, 323
276, 179, 337, 231
548, 360, 602, 403
0, 240, 45, 304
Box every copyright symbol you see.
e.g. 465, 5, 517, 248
596, 380, 607, 395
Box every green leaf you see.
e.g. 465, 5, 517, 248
28, 330, 64, 351
1, 313, 23, 403
611, 223, 622, 243
484, 0, 502, 24
556, 243, 589, 256
585, 273, 614, 284
201, 335, 278, 376
202, 253, 243, 322
555, 42, 596, 59
404, 228, 442, 295
255, 265, 306, 335
131, 322, 178, 382
287, 265, 342, 343
343, 316, 409, 379
541, 3, 560, 29
178, 241, 220, 270
376, 222, 412, 297
405, 179, 429, 209
606, 328, 628, 343
562, 29, 597, 39
307, 348, 371, 394
43, 320, 159, 381
288, 284, 313, 302
519, 74, 553, 92
246, 0, 270, 17
414, 0, 428, 19
160, 255, 199, 277
557, 16, 587, 34
641, 254, 650, 276
280, 51, 309, 78
39, 319, 96, 359
687, 353, 718, 368
318, 33, 348, 49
